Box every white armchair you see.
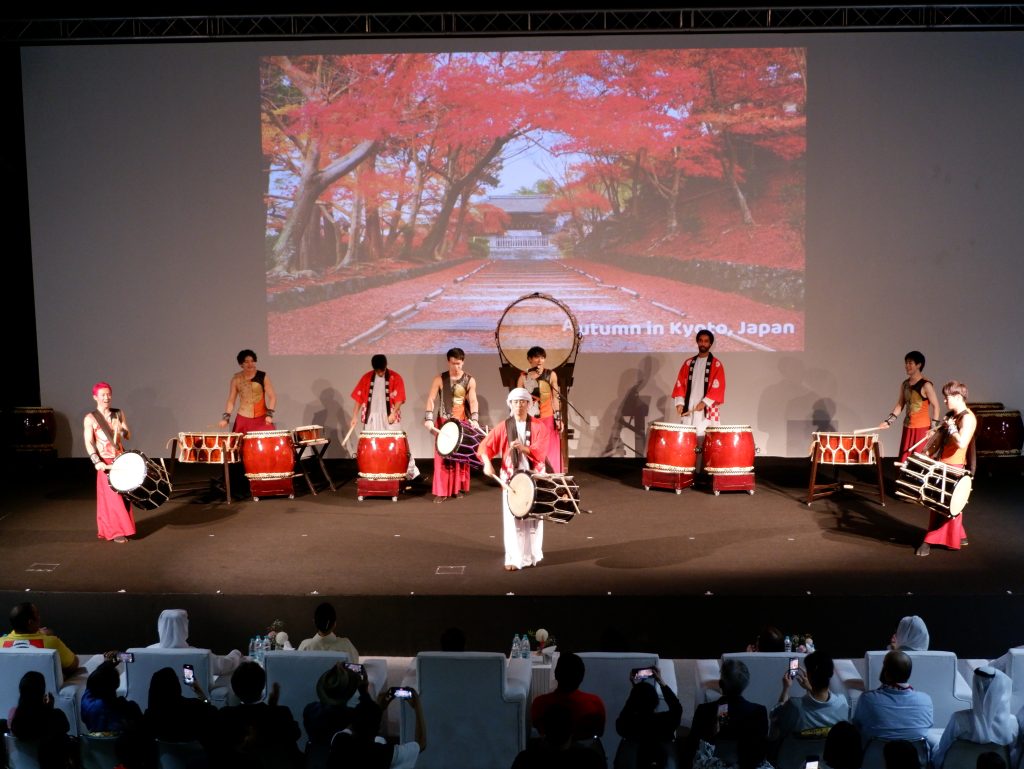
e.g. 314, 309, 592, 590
122, 648, 222, 711
575, 652, 679, 737
0, 647, 84, 736
987, 647, 1024, 713
398, 651, 532, 769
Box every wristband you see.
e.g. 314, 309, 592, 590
931, 418, 942, 428
222, 412, 231, 422
470, 412, 479, 421
89, 453, 100, 462
266, 409, 275, 417
884, 414, 896, 426
424, 412, 433, 423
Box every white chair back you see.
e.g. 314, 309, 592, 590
4, 733, 41, 769
403, 651, 529, 769
80, 733, 120, 769
123, 648, 213, 711
863, 650, 970, 726
942, 740, 1011, 769
263, 649, 350, 748
861, 737, 928, 769
155, 739, 206, 769
0, 647, 80, 735
715, 652, 808, 712
576, 652, 678, 735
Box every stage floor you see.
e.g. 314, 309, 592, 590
2, 456, 1022, 659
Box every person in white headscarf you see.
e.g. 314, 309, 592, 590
478, 388, 553, 571
148, 608, 242, 676
890, 615, 930, 651
931, 666, 1018, 768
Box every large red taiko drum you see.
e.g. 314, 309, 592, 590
702, 425, 756, 474
973, 409, 1023, 457
645, 422, 697, 473
357, 430, 409, 479
242, 430, 295, 499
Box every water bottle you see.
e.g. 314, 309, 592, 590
248, 636, 256, 661
261, 635, 270, 664
511, 634, 522, 659
521, 634, 531, 659
784, 635, 792, 652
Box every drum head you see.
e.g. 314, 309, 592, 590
109, 451, 147, 492
948, 474, 973, 517
507, 471, 536, 518
436, 421, 461, 456
495, 293, 580, 371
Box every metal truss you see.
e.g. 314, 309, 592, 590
3, 5, 1023, 43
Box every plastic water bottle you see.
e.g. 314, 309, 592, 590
248, 636, 256, 661
261, 635, 270, 664
511, 634, 522, 659
784, 635, 792, 652
521, 634, 531, 659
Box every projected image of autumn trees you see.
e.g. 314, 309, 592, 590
262, 49, 806, 355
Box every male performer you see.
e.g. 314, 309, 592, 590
672, 329, 725, 471
478, 388, 552, 571
915, 380, 976, 556
350, 354, 421, 482
423, 348, 480, 503
516, 346, 562, 473
877, 350, 941, 463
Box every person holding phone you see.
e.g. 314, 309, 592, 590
327, 680, 427, 768
615, 666, 682, 769
144, 665, 216, 746
303, 662, 361, 748
80, 659, 144, 734
771, 652, 849, 743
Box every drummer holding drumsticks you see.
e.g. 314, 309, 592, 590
673, 329, 726, 473
83, 381, 135, 544
478, 388, 552, 572
350, 354, 422, 484
876, 350, 942, 463
423, 347, 480, 503
914, 380, 977, 557
217, 349, 277, 434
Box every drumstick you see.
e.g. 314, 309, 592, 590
852, 427, 880, 434
341, 424, 356, 446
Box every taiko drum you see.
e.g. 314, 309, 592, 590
357, 430, 409, 479
644, 422, 698, 473
702, 425, 756, 474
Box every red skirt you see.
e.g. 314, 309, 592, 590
898, 426, 930, 463
96, 470, 136, 540
922, 461, 967, 549
233, 414, 276, 435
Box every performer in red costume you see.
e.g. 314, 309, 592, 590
877, 350, 941, 463
671, 329, 726, 471
915, 380, 976, 557
423, 348, 479, 503
516, 346, 562, 473
83, 381, 135, 544
350, 354, 421, 482
478, 388, 551, 571
217, 349, 277, 434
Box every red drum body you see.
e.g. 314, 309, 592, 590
178, 432, 242, 464
242, 430, 295, 499
293, 425, 325, 445
812, 432, 878, 465
973, 410, 1023, 457
702, 425, 755, 474
357, 431, 409, 479
645, 422, 697, 473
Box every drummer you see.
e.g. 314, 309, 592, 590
672, 329, 726, 471
516, 346, 562, 473
423, 348, 480, 503
349, 354, 422, 484
217, 349, 277, 434
915, 380, 976, 557
478, 388, 552, 572
83, 381, 135, 544
877, 350, 941, 463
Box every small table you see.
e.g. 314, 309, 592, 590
294, 438, 336, 495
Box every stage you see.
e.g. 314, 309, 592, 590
1, 456, 1022, 661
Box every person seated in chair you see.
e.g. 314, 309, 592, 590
931, 666, 1018, 768
143, 665, 217, 747
81, 660, 144, 735
1, 602, 80, 677
681, 658, 769, 769
303, 663, 362, 748
513, 703, 605, 769
7, 670, 76, 769
530, 652, 606, 744
614, 666, 682, 769
327, 684, 426, 769
148, 608, 242, 677
772, 651, 849, 741
852, 650, 932, 744
298, 602, 359, 661
889, 615, 930, 651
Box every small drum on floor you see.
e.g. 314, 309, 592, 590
645, 422, 697, 472
435, 419, 484, 468
242, 430, 296, 500
292, 425, 325, 445
506, 471, 585, 524
356, 431, 410, 479
108, 450, 172, 510
177, 432, 242, 464
895, 452, 973, 518
811, 431, 879, 464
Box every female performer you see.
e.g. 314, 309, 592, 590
915, 380, 976, 556
516, 345, 562, 473
217, 349, 277, 434
83, 381, 135, 543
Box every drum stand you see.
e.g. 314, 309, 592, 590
166, 438, 238, 504
294, 439, 336, 495
806, 444, 886, 507
705, 471, 756, 495
357, 477, 401, 501
642, 468, 694, 494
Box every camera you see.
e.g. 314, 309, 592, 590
344, 662, 364, 675
630, 667, 655, 683
788, 657, 800, 679
116, 652, 134, 664
388, 686, 415, 700
182, 663, 195, 686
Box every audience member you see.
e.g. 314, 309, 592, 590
852, 651, 933, 743
327, 685, 426, 768
1, 602, 80, 676
148, 608, 242, 677
143, 665, 217, 746
680, 658, 770, 769
304, 663, 360, 748
513, 703, 605, 769
882, 739, 922, 769
747, 626, 785, 653
81, 659, 144, 734
530, 652, 606, 742
439, 626, 466, 652
613, 667, 682, 769
890, 616, 930, 651
7, 670, 76, 769
209, 661, 303, 769
931, 667, 1018, 768
772, 651, 849, 740
298, 602, 360, 661
822, 720, 863, 769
